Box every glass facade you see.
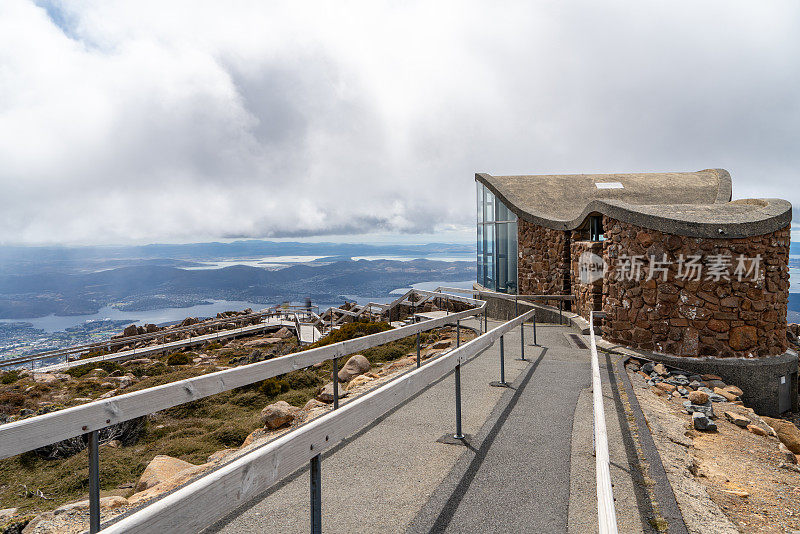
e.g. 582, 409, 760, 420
477, 182, 518, 293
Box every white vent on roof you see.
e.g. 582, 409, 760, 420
595, 182, 624, 189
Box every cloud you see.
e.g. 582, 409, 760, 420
0, 0, 798, 245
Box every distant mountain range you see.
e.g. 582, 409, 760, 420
0, 258, 473, 319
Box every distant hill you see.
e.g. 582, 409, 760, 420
0, 258, 473, 319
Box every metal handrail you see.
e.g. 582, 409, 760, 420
103, 307, 534, 534
590, 311, 619, 533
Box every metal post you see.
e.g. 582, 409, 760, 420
416, 331, 421, 368
559, 300, 563, 325
310, 454, 322, 534
515, 294, 518, 317
533, 312, 538, 345
456, 319, 460, 347
500, 336, 505, 383
454, 364, 464, 439
87, 430, 100, 534
484, 310, 487, 333
332, 358, 339, 410
490, 336, 508, 387
519, 320, 526, 361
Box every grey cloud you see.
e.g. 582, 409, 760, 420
0, 0, 797, 245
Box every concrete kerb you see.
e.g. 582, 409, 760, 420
595, 339, 799, 417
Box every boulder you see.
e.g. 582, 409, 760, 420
274, 327, 293, 339
683, 400, 715, 419
723, 411, 750, 428
692, 411, 717, 431
0, 508, 18, 521
762, 417, 800, 454
136, 455, 197, 492
346, 374, 374, 391
54, 496, 128, 514
653, 363, 669, 376
747, 424, 768, 437
145, 323, 160, 333
337, 355, 371, 382
641, 362, 655, 374
317, 382, 351, 403
688, 391, 708, 405
32, 373, 68, 384
431, 340, 451, 350
655, 382, 676, 394
705, 379, 727, 390
302, 399, 328, 411
724, 385, 744, 397
260, 401, 300, 429
123, 324, 139, 337
708, 392, 728, 403
714, 387, 738, 402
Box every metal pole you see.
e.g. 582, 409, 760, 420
310, 454, 322, 534
332, 358, 339, 410
87, 430, 100, 534
520, 320, 526, 361
500, 336, 505, 384
559, 300, 563, 325
456, 319, 460, 347
515, 294, 518, 317
416, 331, 421, 368
533, 312, 538, 345
484, 310, 487, 333
454, 364, 464, 439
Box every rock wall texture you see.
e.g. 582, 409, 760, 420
517, 219, 570, 298
601, 217, 790, 358
571, 240, 604, 319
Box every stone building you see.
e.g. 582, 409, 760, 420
475, 169, 796, 414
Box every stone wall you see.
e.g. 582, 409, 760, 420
517, 219, 570, 300
601, 216, 790, 357
571, 240, 604, 319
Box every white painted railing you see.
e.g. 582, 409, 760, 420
590, 311, 619, 533
103, 308, 534, 533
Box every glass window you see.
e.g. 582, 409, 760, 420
476, 182, 518, 293
476, 183, 484, 224
484, 189, 495, 222
476, 223, 484, 287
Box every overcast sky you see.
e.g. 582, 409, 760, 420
1, 0, 798, 246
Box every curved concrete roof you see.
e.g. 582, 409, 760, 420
476, 169, 792, 238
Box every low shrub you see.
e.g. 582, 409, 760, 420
307, 321, 392, 348
1, 370, 21, 385
259, 378, 290, 398
166, 353, 191, 366
284, 369, 323, 390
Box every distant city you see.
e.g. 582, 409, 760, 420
0, 240, 475, 359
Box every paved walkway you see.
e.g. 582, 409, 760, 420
205, 319, 666, 533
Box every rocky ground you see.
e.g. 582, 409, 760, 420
0, 321, 473, 534
628, 357, 800, 533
